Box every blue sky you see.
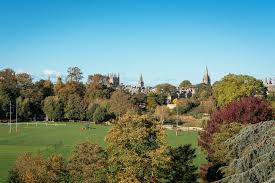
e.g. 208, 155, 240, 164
0, 0, 274, 86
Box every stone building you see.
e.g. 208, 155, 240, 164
264, 77, 275, 94
107, 73, 120, 88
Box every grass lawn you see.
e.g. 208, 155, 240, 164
0, 122, 206, 182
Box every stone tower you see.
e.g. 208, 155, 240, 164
139, 73, 144, 88
202, 66, 211, 85
108, 73, 120, 87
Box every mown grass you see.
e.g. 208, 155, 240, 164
0, 122, 206, 182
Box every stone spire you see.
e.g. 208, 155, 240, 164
139, 73, 144, 88
202, 66, 211, 85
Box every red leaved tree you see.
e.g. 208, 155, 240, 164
199, 96, 272, 153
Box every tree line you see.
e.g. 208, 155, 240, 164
0, 67, 216, 123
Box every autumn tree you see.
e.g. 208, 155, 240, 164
8, 154, 68, 183
67, 142, 107, 183
56, 81, 85, 99
199, 97, 272, 153
109, 90, 134, 118
213, 74, 267, 106
154, 105, 170, 124
87, 74, 107, 90
105, 115, 171, 182
54, 76, 63, 95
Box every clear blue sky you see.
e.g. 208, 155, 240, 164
0, 0, 274, 86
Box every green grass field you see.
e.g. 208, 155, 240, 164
0, 123, 206, 182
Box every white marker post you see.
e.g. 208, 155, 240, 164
176, 104, 179, 136
9, 100, 12, 134
16, 101, 18, 132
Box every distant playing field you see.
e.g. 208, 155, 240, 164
0, 123, 206, 182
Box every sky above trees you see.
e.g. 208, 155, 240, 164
0, 0, 275, 85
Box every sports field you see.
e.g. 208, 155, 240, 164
0, 122, 206, 182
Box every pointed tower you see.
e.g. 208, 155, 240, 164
202, 66, 211, 85
139, 73, 144, 88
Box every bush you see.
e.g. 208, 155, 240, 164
8, 154, 68, 183
173, 99, 200, 115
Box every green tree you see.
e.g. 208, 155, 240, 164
28, 79, 54, 120
64, 94, 84, 121
147, 92, 167, 111
93, 106, 108, 124
0, 92, 10, 119
105, 115, 171, 182
213, 74, 267, 106
219, 121, 274, 183
174, 98, 200, 115
179, 80, 192, 88
66, 67, 83, 83
210, 123, 245, 165
86, 103, 100, 121
169, 145, 198, 183
0, 69, 18, 118
17, 97, 31, 121
43, 96, 64, 121
0, 68, 18, 100
67, 142, 107, 183
131, 92, 147, 113
155, 83, 177, 95
16, 73, 33, 97
193, 83, 213, 101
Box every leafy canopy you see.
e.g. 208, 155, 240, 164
213, 74, 266, 107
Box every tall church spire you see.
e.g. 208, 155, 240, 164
203, 66, 211, 85
139, 73, 144, 88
